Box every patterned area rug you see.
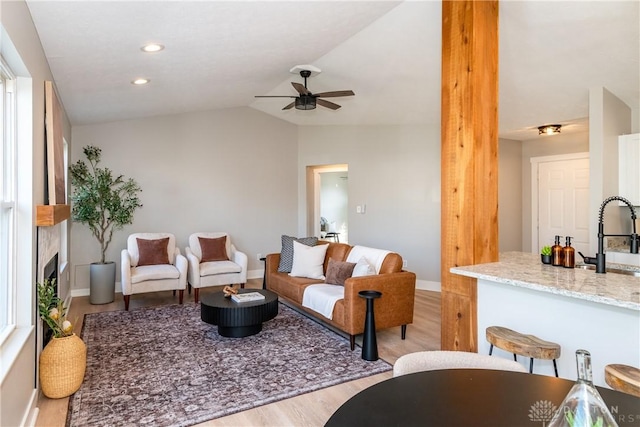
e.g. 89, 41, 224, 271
66, 302, 391, 426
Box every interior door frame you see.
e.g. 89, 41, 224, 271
305, 164, 348, 238
530, 152, 589, 252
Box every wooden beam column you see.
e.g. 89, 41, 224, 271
441, 1, 499, 352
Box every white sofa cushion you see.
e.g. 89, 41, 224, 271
131, 264, 180, 284
200, 260, 242, 276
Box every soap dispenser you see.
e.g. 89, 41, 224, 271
563, 236, 575, 268
552, 235, 564, 267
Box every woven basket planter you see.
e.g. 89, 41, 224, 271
39, 333, 87, 399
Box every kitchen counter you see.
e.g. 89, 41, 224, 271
450, 251, 640, 310
450, 251, 640, 387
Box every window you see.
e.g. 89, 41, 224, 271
0, 57, 16, 342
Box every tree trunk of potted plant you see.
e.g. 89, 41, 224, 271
69, 146, 142, 305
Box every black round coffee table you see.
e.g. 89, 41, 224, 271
200, 289, 278, 337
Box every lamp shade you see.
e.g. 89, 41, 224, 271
295, 96, 316, 110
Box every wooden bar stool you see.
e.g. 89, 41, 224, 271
486, 326, 561, 377
605, 364, 640, 397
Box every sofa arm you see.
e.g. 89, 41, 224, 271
175, 252, 188, 290
185, 247, 201, 286
265, 253, 281, 288
230, 245, 248, 283
342, 271, 416, 333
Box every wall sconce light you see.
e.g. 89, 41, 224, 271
538, 124, 562, 135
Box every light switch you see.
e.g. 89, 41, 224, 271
356, 205, 362, 214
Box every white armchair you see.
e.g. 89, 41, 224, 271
121, 232, 188, 310
185, 232, 248, 303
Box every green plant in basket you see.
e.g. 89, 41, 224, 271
541, 246, 552, 256
37, 279, 74, 338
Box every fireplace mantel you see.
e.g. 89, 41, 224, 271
36, 204, 70, 226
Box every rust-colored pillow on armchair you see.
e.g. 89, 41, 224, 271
136, 237, 170, 266
199, 236, 229, 262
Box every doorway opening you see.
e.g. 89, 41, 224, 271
306, 164, 348, 243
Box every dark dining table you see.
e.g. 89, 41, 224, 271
325, 369, 640, 427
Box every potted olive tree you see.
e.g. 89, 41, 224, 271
69, 145, 142, 304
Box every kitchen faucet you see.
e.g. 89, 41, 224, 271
579, 196, 639, 273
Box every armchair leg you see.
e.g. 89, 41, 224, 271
188, 284, 192, 295
179, 290, 184, 305
240, 283, 245, 289
194, 288, 200, 304
124, 295, 130, 311
173, 290, 176, 296
401, 324, 407, 340
350, 335, 356, 351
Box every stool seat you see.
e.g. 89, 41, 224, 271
605, 364, 640, 398
486, 326, 561, 376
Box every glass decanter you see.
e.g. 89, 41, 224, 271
548, 349, 618, 427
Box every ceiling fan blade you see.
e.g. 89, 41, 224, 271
255, 95, 297, 98
282, 102, 295, 110
292, 82, 311, 95
317, 98, 341, 110
314, 90, 355, 98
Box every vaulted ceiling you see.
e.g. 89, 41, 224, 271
26, 1, 639, 140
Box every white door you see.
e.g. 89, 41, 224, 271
537, 157, 590, 256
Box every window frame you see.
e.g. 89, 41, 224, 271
0, 57, 17, 344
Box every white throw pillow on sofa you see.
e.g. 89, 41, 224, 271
289, 241, 329, 280
351, 256, 376, 277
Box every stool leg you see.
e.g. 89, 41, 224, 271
553, 359, 559, 377
489, 344, 494, 355
529, 358, 534, 374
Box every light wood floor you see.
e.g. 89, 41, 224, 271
36, 279, 441, 427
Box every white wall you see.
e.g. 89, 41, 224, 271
589, 87, 633, 249
70, 117, 532, 288
297, 125, 441, 283
499, 139, 523, 252
70, 107, 298, 290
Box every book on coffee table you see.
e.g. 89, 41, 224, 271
231, 292, 266, 303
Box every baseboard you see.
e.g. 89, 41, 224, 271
416, 279, 440, 292
247, 269, 263, 280
22, 390, 39, 427
70, 273, 265, 298
69, 272, 439, 297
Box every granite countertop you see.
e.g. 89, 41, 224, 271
450, 252, 640, 311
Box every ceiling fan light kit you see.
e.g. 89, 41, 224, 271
256, 65, 355, 111
295, 96, 316, 110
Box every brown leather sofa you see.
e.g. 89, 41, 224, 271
265, 242, 416, 350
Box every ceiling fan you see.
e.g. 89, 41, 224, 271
255, 69, 355, 111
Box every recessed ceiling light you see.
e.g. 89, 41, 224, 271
141, 43, 164, 53
131, 78, 150, 85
